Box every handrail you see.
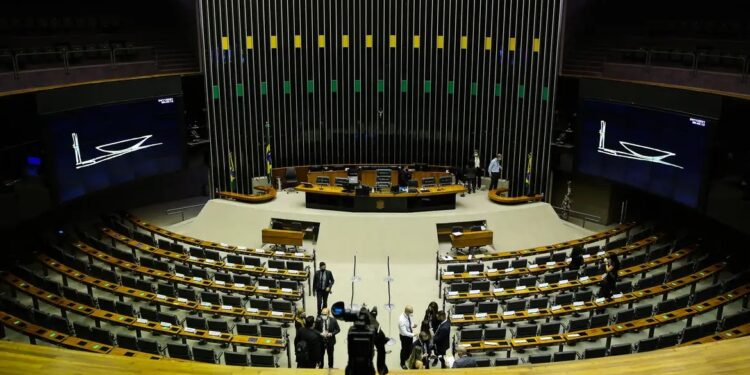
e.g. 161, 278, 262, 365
598, 47, 749, 77
4, 45, 159, 80
165, 202, 206, 221
551, 205, 602, 228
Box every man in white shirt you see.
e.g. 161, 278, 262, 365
488, 153, 503, 190
398, 305, 417, 369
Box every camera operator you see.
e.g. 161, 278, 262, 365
295, 316, 323, 368
398, 305, 418, 369
315, 308, 341, 368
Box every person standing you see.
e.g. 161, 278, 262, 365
432, 311, 450, 369
398, 305, 417, 369
463, 161, 477, 194
472, 149, 482, 191
295, 316, 323, 368
419, 301, 439, 335
371, 307, 390, 375
488, 153, 503, 190
313, 262, 334, 315
598, 254, 620, 299
314, 308, 340, 368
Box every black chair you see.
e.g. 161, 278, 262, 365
554, 351, 576, 362
540, 322, 561, 335
186, 316, 207, 330
225, 351, 250, 366
459, 329, 482, 342
236, 323, 259, 336
170, 243, 185, 254
609, 343, 632, 356
446, 264, 466, 274
284, 167, 298, 188
139, 307, 159, 322
73, 322, 93, 340
250, 353, 276, 367
260, 325, 283, 339
616, 280, 633, 293
207, 318, 232, 333
574, 290, 593, 303
193, 347, 221, 364
97, 297, 116, 312
552, 251, 567, 262
223, 295, 244, 308
177, 288, 197, 301
636, 337, 658, 352
92, 326, 114, 345
234, 274, 253, 286
116, 333, 139, 351
497, 279, 517, 290
568, 317, 589, 332
657, 332, 680, 349
226, 254, 244, 265
214, 272, 233, 284
656, 299, 676, 314
701, 320, 719, 336
243, 256, 262, 267
48, 314, 71, 334
267, 260, 286, 270
279, 280, 300, 292
286, 261, 304, 271
491, 261, 509, 270
589, 313, 610, 329
514, 324, 537, 338
271, 300, 293, 313
511, 259, 527, 269
249, 298, 271, 311
204, 250, 222, 261
466, 263, 484, 273
634, 304, 653, 320
680, 325, 704, 343
534, 255, 551, 265
174, 264, 192, 277
454, 303, 475, 315
518, 276, 537, 288
258, 278, 278, 289
544, 273, 561, 284
137, 338, 163, 355
159, 239, 173, 250
615, 308, 635, 323
554, 293, 573, 306
201, 292, 221, 305
167, 343, 191, 360
584, 346, 606, 359
495, 357, 519, 366
528, 353, 551, 363
561, 270, 579, 281
505, 299, 526, 312
477, 301, 498, 314
192, 268, 210, 280
136, 279, 153, 293
471, 281, 491, 292
529, 297, 549, 310
475, 358, 490, 367
158, 312, 180, 326
157, 283, 176, 297
484, 327, 506, 341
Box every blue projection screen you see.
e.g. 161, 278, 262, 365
577, 100, 709, 208
46, 97, 184, 202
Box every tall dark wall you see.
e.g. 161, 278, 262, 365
199, 0, 563, 196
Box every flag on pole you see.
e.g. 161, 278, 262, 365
265, 143, 272, 176
524, 152, 533, 195
229, 151, 237, 191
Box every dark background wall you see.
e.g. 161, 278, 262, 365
199, 0, 563, 196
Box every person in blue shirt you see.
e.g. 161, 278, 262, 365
487, 153, 503, 190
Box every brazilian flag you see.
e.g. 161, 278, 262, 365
266, 143, 272, 176
524, 153, 532, 195
229, 151, 237, 191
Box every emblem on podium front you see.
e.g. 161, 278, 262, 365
376, 200, 385, 210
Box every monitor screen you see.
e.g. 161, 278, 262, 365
577, 100, 709, 208
45, 96, 184, 202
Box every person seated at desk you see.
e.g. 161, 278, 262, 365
398, 165, 413, 187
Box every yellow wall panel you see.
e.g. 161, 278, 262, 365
413, 35, 420, 48
294, 35, 302, 48
436, 35, 444, 49
365, 34, 373, 48
509, 37, 516, 51
342, 34, 350, 48
389, 34, 397, 48
484, 36, 492, 51
221, 36, 229, 50
245, 36, 253, 49
318, 35, 326, 48
270, 35, 278, 49
533, 38, 540, 52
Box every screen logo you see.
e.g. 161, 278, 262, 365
158, 97, 174, 104
72, 132, 163, 169
597, 121, 684, 169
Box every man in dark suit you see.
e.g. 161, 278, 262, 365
432, 311, 450, 369
313, 262, 335, 315
295, 316, 323, 368
314, 308, 341, 368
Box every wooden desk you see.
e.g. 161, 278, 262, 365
439, 222, 637, 263
262, 228, 304, 247
450, 230, 493, 248
488, 188, 544, 205
295, 184, 466, 212
125, 213, 314, 262
217, 186, 276, 203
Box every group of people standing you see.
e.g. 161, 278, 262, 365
398, 302, 451, 370
295, 262, 339, 369
461, 151, 503, 193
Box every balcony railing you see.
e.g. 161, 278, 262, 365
4, 46, 158, 79
602, 48, 749, 81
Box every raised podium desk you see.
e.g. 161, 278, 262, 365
295, 184, 466, 212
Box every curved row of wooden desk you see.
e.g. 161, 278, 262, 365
217, 186, 277, 203
37, 255, 295, 323
443, 247, 693, 303
3, 295, 750, 374
2, 273, 286, 351
455, 284, 750, 354
441, 236, 659, 283
488, 188, 545, 205
124, 213, 315, 263
449, 262, 723, 326
439, 222, 638, 263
